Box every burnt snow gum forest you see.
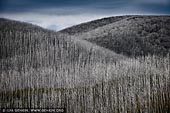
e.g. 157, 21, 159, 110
0, 15, 170, 113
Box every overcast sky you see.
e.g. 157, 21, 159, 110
0, 0, 170, 31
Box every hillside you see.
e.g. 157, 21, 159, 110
0, 18, 124, 89
60, 16, 129, 35
0, 17, 170, 112
60, 16, 170, 56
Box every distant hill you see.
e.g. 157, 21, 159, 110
60, 16, 170, 56
60, 16, 129, 35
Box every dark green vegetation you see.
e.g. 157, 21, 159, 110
0, 16, 170, 113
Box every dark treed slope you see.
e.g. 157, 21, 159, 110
60, 16, 129, 35
0, 18, 49, 32
60, 16, 170, 56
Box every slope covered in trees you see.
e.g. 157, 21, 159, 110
0, 18, 124, 89
60, 16, 129, 35
0, 17, 170, 113
60, 16, 170, 56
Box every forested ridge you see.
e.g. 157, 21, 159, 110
61, 16, 170, 56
